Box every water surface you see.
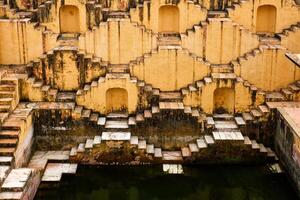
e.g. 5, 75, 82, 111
35, 165, 298, 200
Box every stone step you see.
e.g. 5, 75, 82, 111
42, 163, 77, 182
162, 151, 183, 161
0, 148, 15, 156
107, 112, 128, 119
184, 106, 192, 114
1, 120, 23, 130
56, 92, 76, 102
105, 120, 129, 129
212, 131, 244, 141
213, 114, 234, 120
0, 139, 18, 147
234, 116, 246, 125
146, 144, 154, 154
181, 147, 191, 157
130, 136, 138, 145
101, 132, 131, 141
151, 106, 160, 114
242, 112, 254, 122
138, 140, 146, 149
259, 144, 268, 153
191, 109, 200, 117
0, 130, 20, 138
265, 92, 285, 101
204, 135, 215, 145
159, 92, 182, 101
258, 105, 269, 114
0, 105, 11, 112
0, 91, 14, 98
93, 136, 101, 146
0, 165, 10, 183
250, 109, 262, 118
159, 102, 184, 110
251, 140, 260, 150
0, 156, 13, 165
97, 117, 106, 126
154, 148, 162, 158
0, 112, 9, 123
0, 98, 13, 105
77, 143, 85, 153
85, 139, 94, 149
81, 109, 91, 118
144, 110, 152, 118
89, 113, 99, 122
128, 117, 136, 125
206, 116, 215, 126
0, 84, 16, 91
243, 136, 252, 145
214, 121, 238, 129
289, 83, 300, 92
70, 147, 77, 157
188, 143, 199, 153
136, 114, 144, 122
0, 192, 23, 200
196, 138, 207, 149
1, 168, 32, 192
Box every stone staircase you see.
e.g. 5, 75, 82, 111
0, 74, 22, 123
0, 150, 78, 199
181, 17, 260, 64
275, 22, 300, 41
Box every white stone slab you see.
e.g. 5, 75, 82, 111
146, 144, 154, 154
204, 135, 215, 144
93, 136, 101, 145
206, 117, 215, 125
105, 120, 129, 129
85, 139, 94, 149
196, 139, 207, 148
97, 117, 106, 125
154, 148, 162, 157
2, 168, 32, 190
162, 151, 183, 161
102, 132, 131, 141
130, 136, 138, 145
235, 117, 246, 125
188, 143, 199, 152
138, 140, 146, 149
215, 121, 238, 129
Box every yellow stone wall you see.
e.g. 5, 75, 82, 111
183, 79, 252, 114
130, 48, 209, 91
0, 0, 299, 114
236, 47, 300, 90
281, 29, 300, 52
228, 0, 300, 33
0, 19, 43, 64
76, 74, 139, 114
181, 18, 259, 64
130, 0, 207, 33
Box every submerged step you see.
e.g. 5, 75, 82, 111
163, 164, 184, 174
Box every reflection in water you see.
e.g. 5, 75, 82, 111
35, 165, 298, 200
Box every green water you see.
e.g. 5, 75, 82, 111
35, 165, 298, 200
